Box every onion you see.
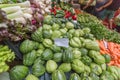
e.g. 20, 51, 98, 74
31, 19, 37, 25
34, 12, 44, 22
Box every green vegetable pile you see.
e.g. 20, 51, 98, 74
9, 15, 120, 80
0, 45, 15, 73
77, 13, 120, 44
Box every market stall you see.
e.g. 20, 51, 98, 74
0, 0, 120, 80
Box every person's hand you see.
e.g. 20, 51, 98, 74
83, 5, 88, 10
96, 7, 104, 11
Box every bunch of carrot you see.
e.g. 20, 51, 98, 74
97, 40, 120, 67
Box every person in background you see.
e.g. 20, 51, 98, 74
83, 0, 120, 29
79, 0, 95, 14
113, 8, 120, 32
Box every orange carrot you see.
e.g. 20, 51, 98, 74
97, 40, 120, 67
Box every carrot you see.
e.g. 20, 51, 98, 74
108, 61, 114, 66
99, 40, 106, 50
100, 50, 106, 54
108, 42, 114, 51
118, 60, 120, 63
106, 49, 110, 53
98, 40, 120, 67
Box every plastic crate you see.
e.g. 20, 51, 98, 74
3, 40, 23, 60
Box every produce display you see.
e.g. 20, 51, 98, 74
35, 0, 52, 15
97, 40, 120, 67
50, 6, 76, 20
0, 1, 33, 23
77, 13, 120, 44
0, 0, 120, 80
10, 65, 29, 80
9, 15, 120, 80
0, 45, 15, 73
0, 0, 44, 41
0, 0, 26, 3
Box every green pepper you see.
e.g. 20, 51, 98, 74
34, 57, 45, 65
70, 37, 81, 48
50, 45, 61, 53
100, 63, 106, 71
90, 73, 100, 80
81, 56, 92, 66
72, 48, 81, 59
89, 50, 100, 58
70, 73, 81, 80
38, 44, 45, 50
72, 59, 85, 73
46, 60, 58, 73
82, 76, 92, 80
84, 65, 91, 73
52, 23, 60, 30
58, 63, 71, 72
84, 39, 100, 51
56, 10, 64, 14
43, 30, 52, 39
100, 71, 114, 80
90, 63, 102, 75
53, 53, 62, 62
102, 54, 111, 63
43, 39, 53, 48
107, 66, 119, 80
93, 55, 105, 65
55, 14, 64, 18
51, 30, 62, 39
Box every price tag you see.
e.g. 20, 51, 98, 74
54, 38, 69, 47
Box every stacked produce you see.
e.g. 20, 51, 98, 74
9, 15, 120, 80
50, 6, 81, 30
0, 9, 32, 41
0, 0, 45, 41
77, 13, 120, 44
97, 40, 120, 67
50, 6, 76, 20
0, 0, 26, 3
0, 9, 9, 41
34, 0, 52, 15
0, 0, 52, 15
0, 45, 15, 73
0, 1, 33, 24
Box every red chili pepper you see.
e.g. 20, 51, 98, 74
72, 15, 77, 20
50, 9, 56, 15
50, 9, 54, 12
64, 11, 72, 18
53, 10, 56, 15
64, 14, 70, 18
